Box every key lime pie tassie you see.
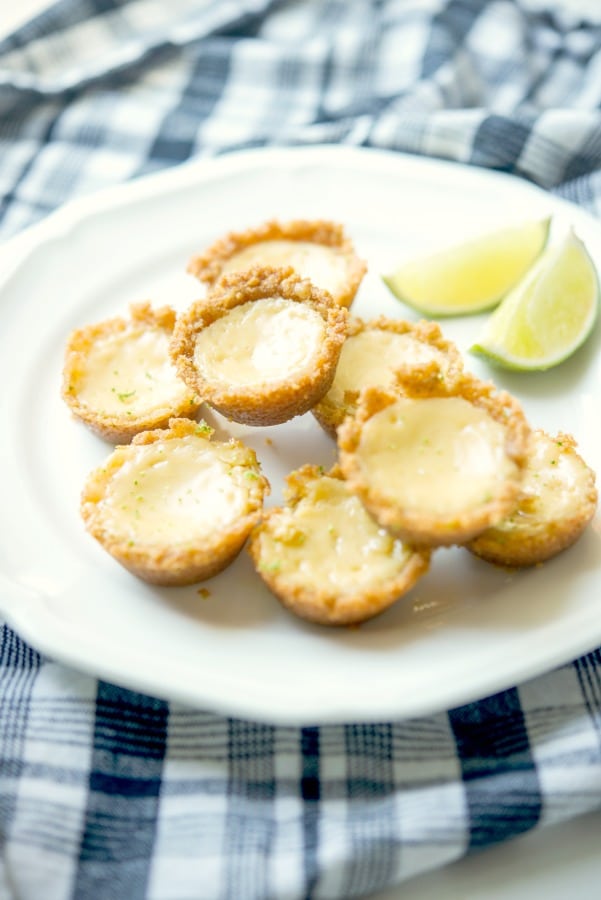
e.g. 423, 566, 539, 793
170, 266, 348, 426
187, 219, 367, 308
248, 465, 430, 626
80, 418, 269, 586
313, 316, 464, 436
467, 430, 597, 567
338, 370, 531, 547
62, 303, 201, 443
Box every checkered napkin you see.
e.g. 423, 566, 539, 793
2, 2, 601, 898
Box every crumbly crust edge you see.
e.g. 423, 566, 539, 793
62, 302, 201, 444
170, 265, 348, 426
248, 463, 430, 625
80, 418, 270, 586
312, 315, 465, 437
337, 371, 532, 547
187, 218, 367, 308
467, 430, 598, 567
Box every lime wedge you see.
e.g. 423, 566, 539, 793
470, 229, 599, 371
382, 218, 551, 316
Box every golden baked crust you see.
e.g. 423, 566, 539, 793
248, 464, 430, 625
337, 371, 531, 547
170, 265, 348, 426
62, 303, 201, 443
187, 218, 367, 308
312, 316, 464, 437
80, 418, 269, 586
467, 430, 598, 567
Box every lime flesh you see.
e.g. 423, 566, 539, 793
383, 218, 551, 316
470, 229, 599, 371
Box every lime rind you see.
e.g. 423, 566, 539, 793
382, 217, 551, 317
381, 274, 503, 318
470, 229, 599, 371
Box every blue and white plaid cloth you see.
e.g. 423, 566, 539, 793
1, 2, 601, 898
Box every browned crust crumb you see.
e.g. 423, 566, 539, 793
248, 463, 430, 625
312, 315, 465, 437
337, 371, 531, 547
170, 265, 348, 426
80, 417, 269, 586
62, 302, 201, 444
467, 430, 598, 567
187, 218, 367, 308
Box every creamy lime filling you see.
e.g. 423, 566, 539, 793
221, 239, 349, 298
98, 436, 252, 543
494, 432, 593, 532
77, 327, 191, 415
260, 476, 410, 593
194, 297, 325, 386
357, 396, 516, 516
325, 329, 452, 408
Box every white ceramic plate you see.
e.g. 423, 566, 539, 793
1, 145, 600, 724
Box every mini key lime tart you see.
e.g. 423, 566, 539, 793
81, 418, 269, 586
187, 219, 367, 308
337, 368, 531, 547
312, 316, 463, 436
467, 430, 597, 567
248, 464, 430, 625
62, 303, 201, 443
170, 265, 347, 426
